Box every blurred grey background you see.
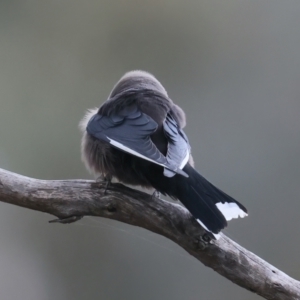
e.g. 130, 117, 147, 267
0, 1, 300, 299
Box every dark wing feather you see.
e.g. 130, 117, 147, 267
163, 113, 190, 177
86, 106, 188, 177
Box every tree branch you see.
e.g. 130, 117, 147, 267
0, 168, 299, 299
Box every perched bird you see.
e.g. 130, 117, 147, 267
80, 70, 248, 239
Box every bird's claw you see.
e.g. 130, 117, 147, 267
96, 174, 112, 195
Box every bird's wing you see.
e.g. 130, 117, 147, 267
86, 105, 188, 177
163, 112, 191, 177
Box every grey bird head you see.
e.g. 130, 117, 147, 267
109, 70, 168, 98
106, 70, 186, 128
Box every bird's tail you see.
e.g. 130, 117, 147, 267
150, 163, 248, 239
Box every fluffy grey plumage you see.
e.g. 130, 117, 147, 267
80, 70, 191, 179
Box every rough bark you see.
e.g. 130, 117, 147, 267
0, 167, 299, 299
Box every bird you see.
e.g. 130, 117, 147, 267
79, 70, 248, 239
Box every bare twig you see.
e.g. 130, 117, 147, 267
0, 167, 299, 299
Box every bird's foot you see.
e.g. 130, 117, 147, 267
201, 232, 213, 244
49, 215, 83, 224
194, 233, 213, 250
96, 174, 112, 195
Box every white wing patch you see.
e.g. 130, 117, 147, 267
107, 137, 167, 168
179, 150, 190, 169
197, 219, 220, 240
216, 202, 248, 221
